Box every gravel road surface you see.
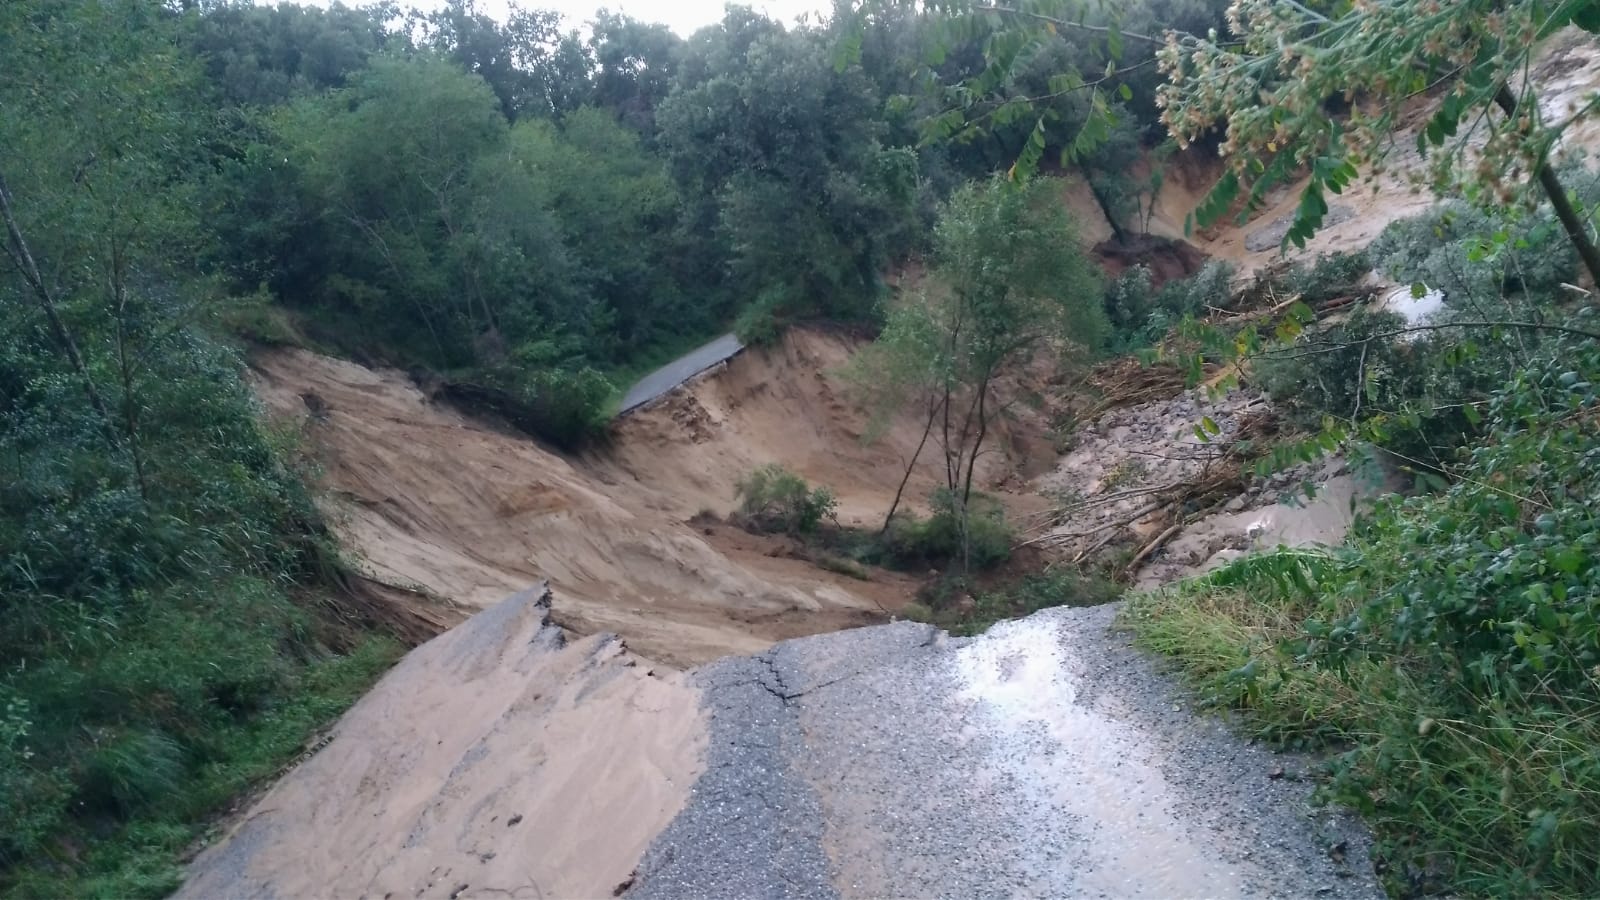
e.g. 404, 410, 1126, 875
619, 334, 744, 414
630, 603, 1382, 899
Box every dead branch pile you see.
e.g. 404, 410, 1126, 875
1028, 409, 1280, 578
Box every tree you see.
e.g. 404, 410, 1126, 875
657, 10, 921, 328
850, 176, 1105, 567
1156, 0, 1600, 284
182, 0, 401, 106
843, 1, 1600, 286
588, 11, 683, 136
410, 0, 591, 121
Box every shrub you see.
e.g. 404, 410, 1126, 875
734, 464, 837, 534
1106, 259, 1238, 350
1281, 249, 1371, 304
1104, 264, 1156, 333
1124, 340, 1600, 896
466, 363, 614, 449
1154, 259, 1236, 317
882, 489, 1013, 570
733, 286, 790, 346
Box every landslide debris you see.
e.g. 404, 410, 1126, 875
179, 585, 704, 900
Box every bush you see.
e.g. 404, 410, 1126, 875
1124, 340, 1600, 896
1281, 249, 1371, 304
458, 363, 614, 450
1104, 264, 1156, 333
1366, 160, 1600, 307
1248, 194, 1598, 470
882, 489, 1013, 570
733, 285, 791, 346
1105, 259, 1237, 350
734, 464, 837, 534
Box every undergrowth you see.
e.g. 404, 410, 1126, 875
3, 637, 398, 899
1121, 342, 1600, 898
906, 569, 1122, 635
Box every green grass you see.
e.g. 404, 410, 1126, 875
1119, 557, 1600, 898
4, 636, 400, 900
1119, 575, 1368, 746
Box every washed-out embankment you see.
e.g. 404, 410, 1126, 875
183, 37, 1600, 890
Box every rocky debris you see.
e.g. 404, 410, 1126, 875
1034, 387, 1373, 583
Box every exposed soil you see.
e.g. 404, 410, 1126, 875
253, 327, 1050, 669
1092, 233, 1211, 286
180, 586, 705, 900
196, 36, 1600, 897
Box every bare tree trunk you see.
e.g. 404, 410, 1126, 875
0, 171, 120, 446
1494, 85, 1600, 291
880, 390, 943, 535
111, 244, 149, 500
1089, 180, 1129, 245
960, 380, 991, 510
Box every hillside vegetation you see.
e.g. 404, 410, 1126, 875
0, 0, 1210, 893
5, 0, 1600, 897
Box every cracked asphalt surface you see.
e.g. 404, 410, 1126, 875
629, 604, 1384, 899
618, 333, 744, 415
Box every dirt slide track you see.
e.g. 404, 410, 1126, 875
251, 327, 1040, 667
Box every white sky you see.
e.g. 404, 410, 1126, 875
299, 0, 831, 37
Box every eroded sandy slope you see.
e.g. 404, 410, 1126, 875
253, 328, 1046, 667
180, 585, 702, 900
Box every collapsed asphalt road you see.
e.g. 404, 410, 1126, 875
183, 590, 1382, 899
629, 604, 1381, 899
618, 333, 744, 415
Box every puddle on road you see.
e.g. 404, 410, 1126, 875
954, 617, 1249, 898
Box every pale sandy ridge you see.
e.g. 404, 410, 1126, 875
179, 585, 705, 900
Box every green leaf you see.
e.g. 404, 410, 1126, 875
1119, 83, 1132, 101
1195, 170, 1240, 229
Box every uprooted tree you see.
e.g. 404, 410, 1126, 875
848, 175, 1106, 570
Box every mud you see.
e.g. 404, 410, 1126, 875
252, 328, 1042, 667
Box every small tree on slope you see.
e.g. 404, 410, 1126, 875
849, 176, 1106, 570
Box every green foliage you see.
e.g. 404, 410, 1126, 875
0, 3, 403, 891
1159, 0, 1600, 277
1280, 250, 1372, 305
935, 176, 1109, 352
1250, 198, 1592, 471
1105, 259, 1237, 349
882, 490, 1014, 570
930, 569, 1122, 636
1125, 341, 1600, 896
658, 14, 921, 327
735, 464, 839, 534
733, 288, 788, 346
1365, 164, 1600, 304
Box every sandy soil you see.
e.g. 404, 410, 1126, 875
592, 327, 1028, 526
179, 585, 704, 900
1062, 30, 1600, 281
254, 327, 1041, 668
